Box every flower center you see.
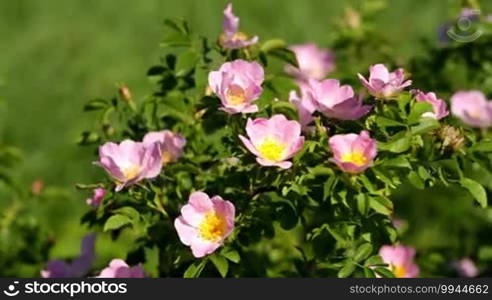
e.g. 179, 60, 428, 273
122, 165, 141, 180
392, 264, 407, 278
162, 151, 174, 164
198, 212, 227, 242
231, 31, 248, 41
226, 85, 246, 105
341, 151, 368, 166
258, 138, 286, 162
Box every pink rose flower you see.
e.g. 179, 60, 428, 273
451, 258, 479, 277
95, 140, 162, 191
307, 78, 372, 120
219, 3, 258, 49
239, 114, 305, 169
289, 89, 316, 132
41, 234, 96, 278
96, 259, 145, 278
143, 130, 186, 164
379, 245, 420, 278
451, 90, 492, 128
174, 191, 235, 258
414, 90, 449, 120
86, 188, 106, 207
328, 130, 377, 174
285, 43, 335, 81
208, 59, 264, 114
358, 64, 412, 99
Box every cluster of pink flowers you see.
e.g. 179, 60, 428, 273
95, 130, 186, 192
70, 3, 492, 276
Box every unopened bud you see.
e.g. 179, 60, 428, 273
344, 7, 361, 29
439, 125, 465, 153
118, 85, 132, 102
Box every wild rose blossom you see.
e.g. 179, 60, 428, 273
95, 140, 162, 191
451, 90, 492, 128
328, 130, 377, 174
143, 130, 186, 164
174, 191, 235, 258
289, 89, 316, 131
358, 64, 412, 99
307, 78, 371, 120
96, 259, 145, 278
285, 43, 335, 81
414, 90, 449, 120
208, 59, 264, 114
239, 114, 305, 169
451, 258, 479, 278
379, 245, 420, 278
219, 3, 258, 49
41, 234, 96, 278
86, 188, 106, 207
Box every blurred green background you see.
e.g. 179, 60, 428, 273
0, 0, 488, 274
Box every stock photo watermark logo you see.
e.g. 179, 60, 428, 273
3, 281, 20, 297
447, 9, 483, 43
2, 280, 128, 297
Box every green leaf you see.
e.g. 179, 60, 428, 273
363, 267, 376, 278
461, 178, 488, 208
220, 248, 240, 263
365, 255, 384, 266
175, 50, 198, 77
381, 156, 411, 169
369, 195, 393, 215
113, 206, 140, 222
354, 243, 373, 262
408, 171, 425, 189
338, 261, 356, 278
407, 101, 433, 125
356, 193, 368, 216
84, 98, 109, 111
410, 117, 440, 135
470, 140, 492, 152
266, 48, 298, 67
103, 214, 132, 232
210, 254, 229, 278
374, 267, 395, 278
375, 116, 405, 128
260, 39, 286, 52
183, 260, 207, 278
378, 134, 412, 153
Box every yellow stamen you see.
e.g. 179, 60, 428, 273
392, 264, 407, 278
231, 31, 248, 41
257, 138, 286, 162
226, 85, 246, 105
198, 212, 227, 242
122, 165, 141, 180
341, 151, 368, 166
162, 151, 174, 164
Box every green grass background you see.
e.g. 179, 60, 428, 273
0, 0, 476, 270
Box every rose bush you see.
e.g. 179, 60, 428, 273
39, 2, 492, 277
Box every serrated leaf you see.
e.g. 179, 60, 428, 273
220, 248, 240, 263
84, 98, 109, 111
210, 254, 229, 278
183, 260, 207, 278
461, 178, 488, 208
338, 261, 356, 278
260, 39, 286, 52
369, 195, 393, 215
410, 117, 440, 135
354, 243, 373, 262
374, 267, 395, 278
408, 171, 425, 189
103, 214, 131, 232
407, 101, 433, 125
175, 50, 198, 77
378, 134, 412, 153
